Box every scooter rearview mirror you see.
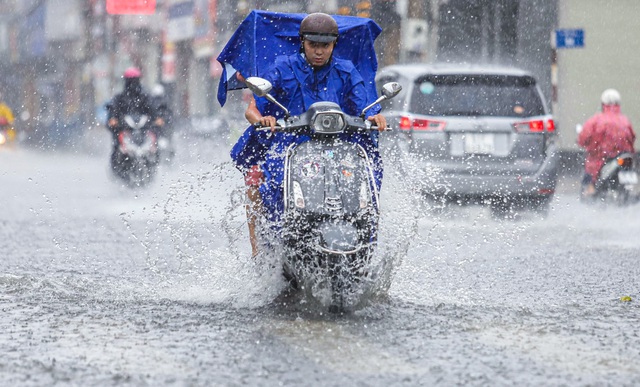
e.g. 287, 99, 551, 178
245, 77, 273, 97
381, 82, 402, 99
360, 82, 403, 117
245, 76, 290, 118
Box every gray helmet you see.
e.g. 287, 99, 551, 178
299, 13, 339, 43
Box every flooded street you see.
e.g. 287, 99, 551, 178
2, 130, 640, 386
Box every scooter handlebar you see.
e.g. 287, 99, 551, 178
369, 125, 392, 132
253, 123, 391, 132
253, 122, 282, 131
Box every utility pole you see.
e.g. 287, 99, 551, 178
427, 0, 440, 62
371, 0, 401, 66
403, 0, 428, 62
407, 0, 424, 18
82, 0, 96, 126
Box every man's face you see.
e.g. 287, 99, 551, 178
303, 40, 335, 68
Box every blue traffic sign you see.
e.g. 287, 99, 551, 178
556, 29, 585, 49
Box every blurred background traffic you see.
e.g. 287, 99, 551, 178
0, 0, 638, 166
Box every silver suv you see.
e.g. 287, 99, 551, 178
377, 64, 558, 217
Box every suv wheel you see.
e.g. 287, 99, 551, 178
489, 198, 516, 220
524, 194, 553, 218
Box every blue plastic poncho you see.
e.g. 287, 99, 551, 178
216, 10, 382, 107
217, 11, 383, 221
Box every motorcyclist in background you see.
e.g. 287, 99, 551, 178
578, 88, 636, 198
0, 92, 15, 126
230, 13, 387, 257
150, 83, 175, 160
0, 91, 17, 144
106, 67, 159, 168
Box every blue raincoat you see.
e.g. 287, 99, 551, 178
217, 10, 381, 107
217, 11, 383, 221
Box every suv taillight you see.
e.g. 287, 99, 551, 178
399, 116, 412, 130
399, 116, 446, 131
547, 119, 555, 132
514, 119, 555, 133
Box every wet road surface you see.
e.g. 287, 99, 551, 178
1, 129, 639, 386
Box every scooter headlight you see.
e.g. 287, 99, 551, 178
359, 181, 370, 209
293, 181, 305, 208
312, 111, 345, 134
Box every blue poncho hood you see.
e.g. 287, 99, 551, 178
216, 10, 382, 107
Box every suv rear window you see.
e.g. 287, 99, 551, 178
410, 74, 545, 117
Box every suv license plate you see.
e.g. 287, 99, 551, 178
464, 133, 494, 154
619, 170, 638, 185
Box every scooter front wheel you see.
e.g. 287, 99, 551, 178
328, 254, 351, 314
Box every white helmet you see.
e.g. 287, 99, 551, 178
601, 88, 621, 105
151, 84, 165, 97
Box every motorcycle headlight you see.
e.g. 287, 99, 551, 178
312, 112, 345, 134
124, 115, 149, 130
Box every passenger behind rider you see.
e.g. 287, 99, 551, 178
106, 67, 160, 168
231, 13, 387, 257
150, 83, 174, 140
577, 88, 636, 197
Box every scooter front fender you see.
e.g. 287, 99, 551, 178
316, 220, 363, 254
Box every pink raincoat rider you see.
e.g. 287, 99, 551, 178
577, 90, 635, 183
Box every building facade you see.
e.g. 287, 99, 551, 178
4, 0, 636, 153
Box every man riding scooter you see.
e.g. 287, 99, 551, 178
107, 67, 162, 170
578, 88, 636, 199
229, 13, 387, 258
